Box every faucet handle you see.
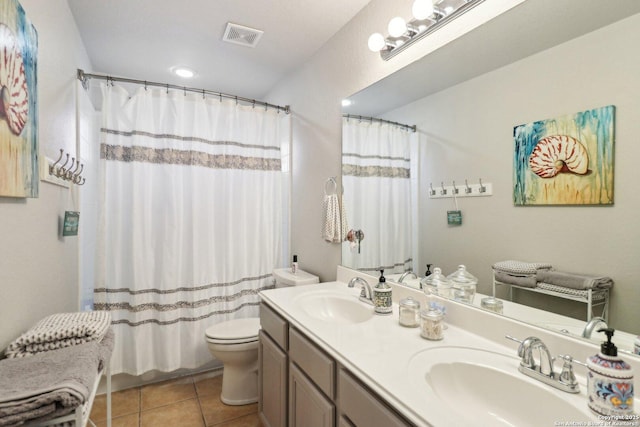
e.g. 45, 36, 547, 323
556, 354, 584, 391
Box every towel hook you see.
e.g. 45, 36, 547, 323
440, 181, 447, 196
452, 180, 459, 195
57, 153, 70, 177
429, 182, 436, 196
49, 149, 64, 176
464, 179, 472, 194
479, 178, 486, 193
65, 158, 77, 180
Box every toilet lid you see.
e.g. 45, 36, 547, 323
205, 317, 260, 341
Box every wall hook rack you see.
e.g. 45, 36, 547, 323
45, 149, 86, 187
429, 178, 492, 199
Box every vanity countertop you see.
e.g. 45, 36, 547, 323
260, 280, 607, 426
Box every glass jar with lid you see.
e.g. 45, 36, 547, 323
420, 308, 444, 340
420, 267, 452, 298
481, 296, 504, 314
398, 296, 420, 327
447, 265, 478, 304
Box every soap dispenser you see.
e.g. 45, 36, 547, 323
373, 270, 392, 315
586, 328, 634, 416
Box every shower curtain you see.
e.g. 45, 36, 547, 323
94, 84, 290, 375
342, 118, 414, 275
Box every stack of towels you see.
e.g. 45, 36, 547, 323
0, 311, 113, 427
492, 260, 553, 288
493, 260, 614, 290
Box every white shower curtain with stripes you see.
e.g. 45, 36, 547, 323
342, 118, 414, 275
94, 84, 289, 375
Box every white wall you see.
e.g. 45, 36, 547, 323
0, 0, 92, 349
384, 14, 640, 334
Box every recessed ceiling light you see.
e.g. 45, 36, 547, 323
171, 66, 196, 78
341, 99, 352, 107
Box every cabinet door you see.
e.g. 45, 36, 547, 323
259, 330, 288, 427
289, 363, 335, 427
338, 369, 412, 427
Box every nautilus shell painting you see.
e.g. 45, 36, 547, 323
513, 106, 615, 205
0, 0, 38, 198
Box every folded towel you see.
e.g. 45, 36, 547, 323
0, 329, 114, 426
5, 311, 111, 359
535, 270, 614, 290
492, 260, 552, 275
493, 271, 538, 288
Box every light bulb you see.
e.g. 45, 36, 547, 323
387, 16, 407, 38
367, 33, 386, 52
412, 0, 434, 20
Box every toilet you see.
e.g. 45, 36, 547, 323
205, 267, 319, 405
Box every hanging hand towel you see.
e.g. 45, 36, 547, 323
339, 193, 349, 242
323, 193, 342, 243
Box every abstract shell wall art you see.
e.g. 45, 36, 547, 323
513, 106, 614, 206
0, 0, 38, 198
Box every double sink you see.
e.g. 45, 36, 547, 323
266, 282, 600, 426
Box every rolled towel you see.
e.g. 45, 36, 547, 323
493, 271, 538, 288
535, 270, 614, 290
492, 260, 552, 275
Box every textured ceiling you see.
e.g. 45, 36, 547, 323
68, 0, 371, 99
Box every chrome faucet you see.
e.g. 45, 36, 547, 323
582, 316, 608, 338
398, 270, 418, 283
348, 277, 373, 305
506, 335, 580, 393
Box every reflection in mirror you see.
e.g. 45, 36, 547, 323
341, 0, 640, 356
341, 115, 417, 275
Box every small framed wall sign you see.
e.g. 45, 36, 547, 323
63, 211, 80, 236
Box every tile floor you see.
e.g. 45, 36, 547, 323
90, 372, 262, 427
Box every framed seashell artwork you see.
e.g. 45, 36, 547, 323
0, 0, 38, 198
513, 105, 615, 205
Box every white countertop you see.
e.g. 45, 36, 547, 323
259, 279, 612, 426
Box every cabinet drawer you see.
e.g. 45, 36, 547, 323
289, 328, 335, 399
338, 369, 412, 427
260, 302, 288, 350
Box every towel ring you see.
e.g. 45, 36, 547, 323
325, 177, 337, 195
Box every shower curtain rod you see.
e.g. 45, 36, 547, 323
342, 114, 416, 133
77, 69, 290, 114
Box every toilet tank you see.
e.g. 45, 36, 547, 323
273, 268, 319, 288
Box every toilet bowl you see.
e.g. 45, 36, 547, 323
204, 268, 319, 406
205, 318, 261, 405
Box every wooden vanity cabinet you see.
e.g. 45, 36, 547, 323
259, 302, 415, 427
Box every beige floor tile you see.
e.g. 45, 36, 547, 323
140, 398, 205, 427
141, 376, 196, 410
199, 394, 257, 426
90, 387, 140, 422
194, 375, 223, 398
209, 412, 262, 427
94, 412, 139, 427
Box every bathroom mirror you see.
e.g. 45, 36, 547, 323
341, 0, 640, 354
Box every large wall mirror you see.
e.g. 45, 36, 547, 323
341, 0, 640, 356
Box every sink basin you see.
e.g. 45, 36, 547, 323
408, 346, 594, 426
294, 290, 373, 324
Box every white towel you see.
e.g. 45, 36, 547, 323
323, 193, 342, 243
339, 194, 349, 242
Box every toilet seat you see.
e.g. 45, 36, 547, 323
205, 318, 260, 345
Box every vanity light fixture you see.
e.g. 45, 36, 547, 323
368, 0, 485, 61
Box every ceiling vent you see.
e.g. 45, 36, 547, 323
222, 22, 264, 48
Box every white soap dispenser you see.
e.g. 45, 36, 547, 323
373, 270, 392, 315
586, 328, 634, 417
